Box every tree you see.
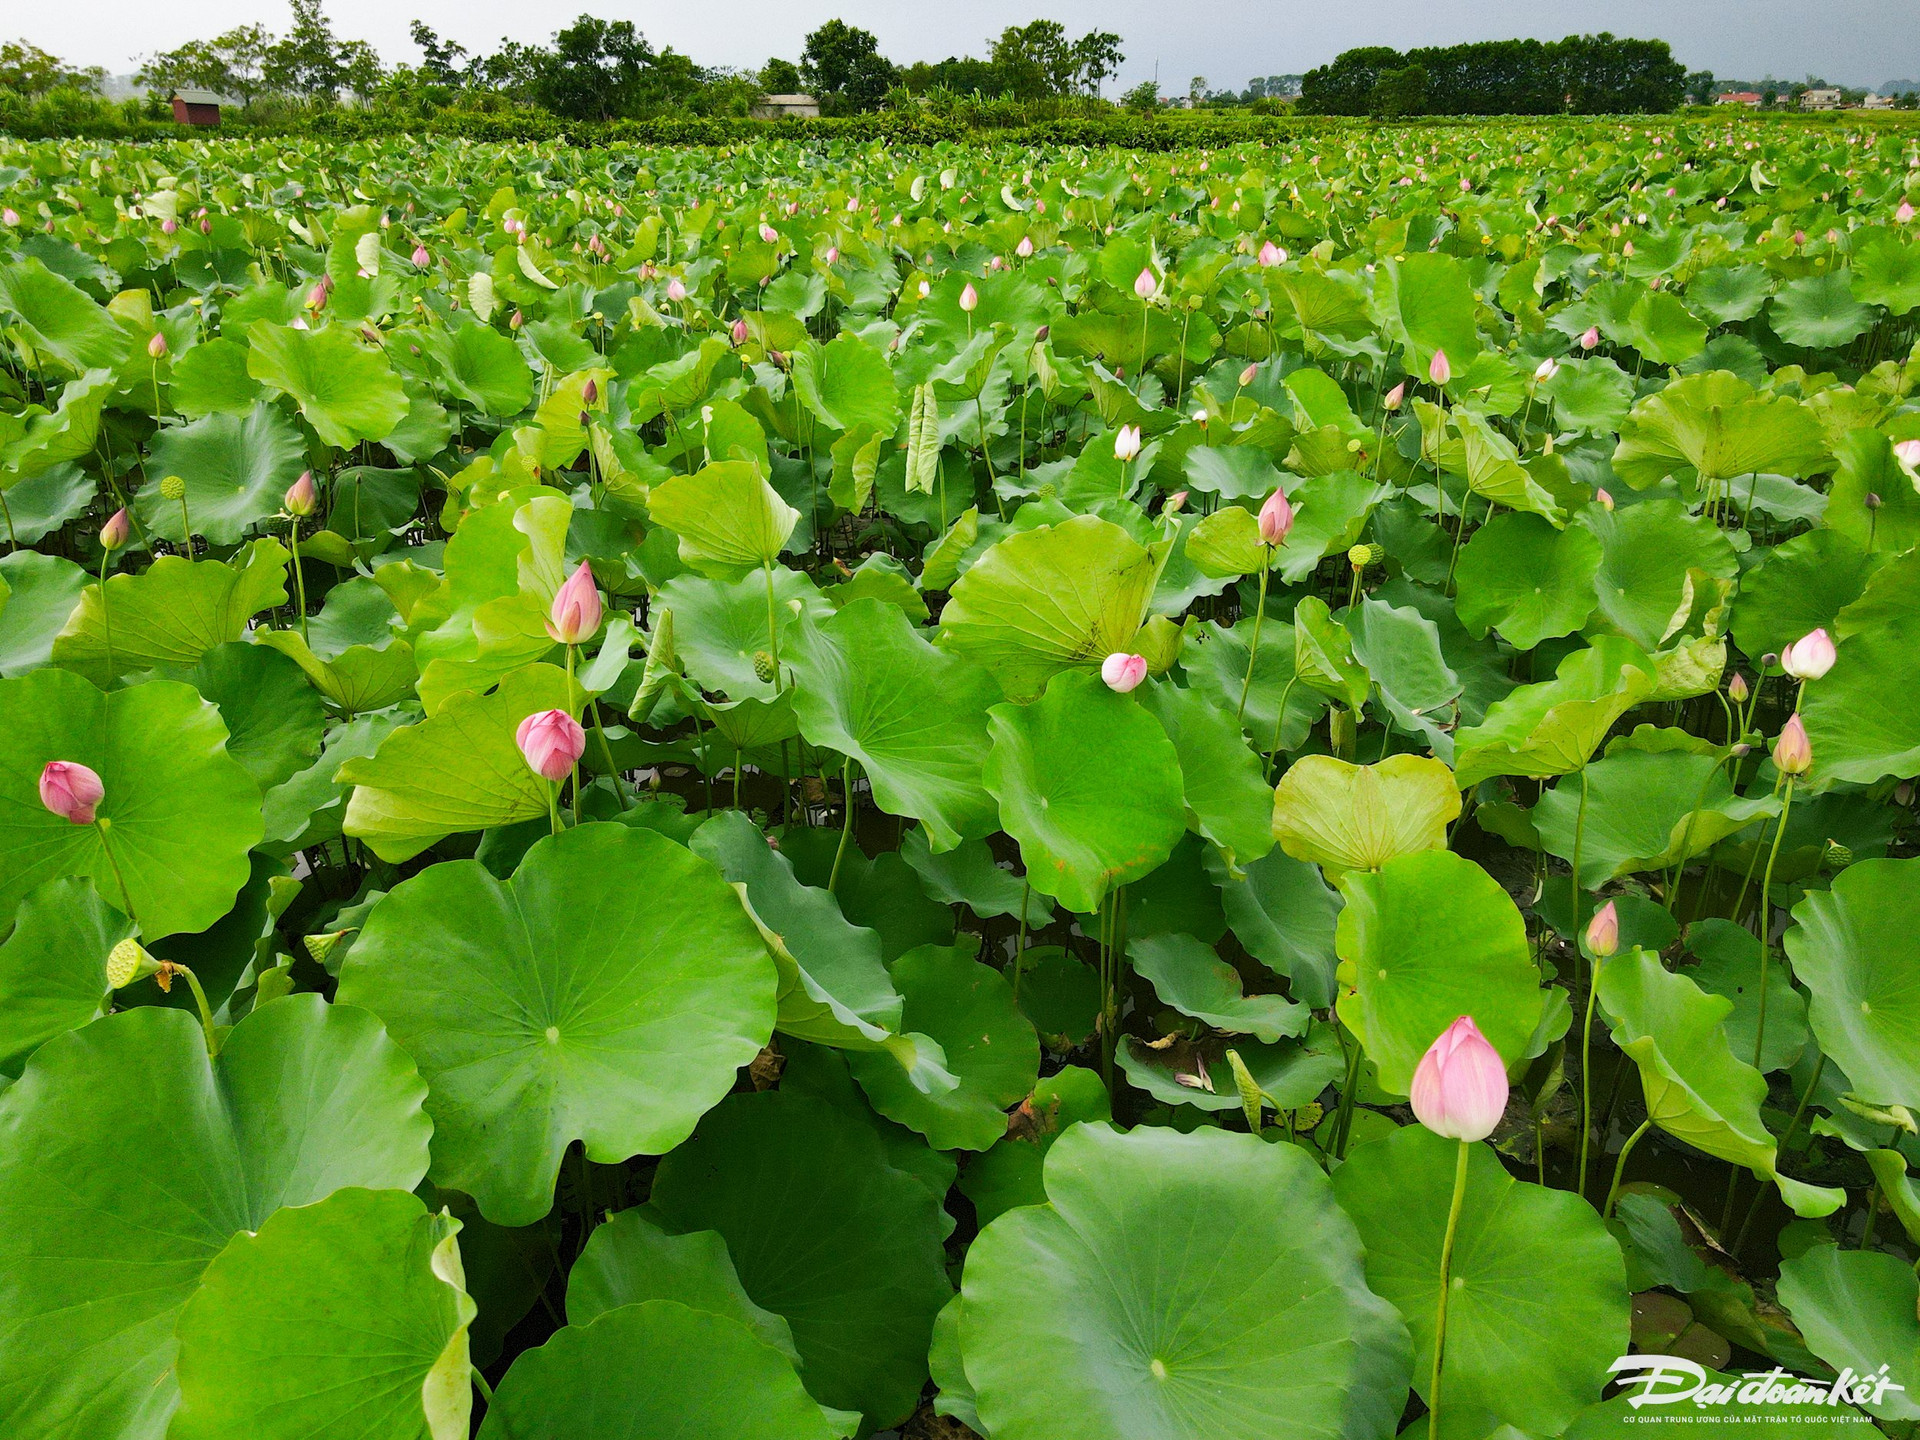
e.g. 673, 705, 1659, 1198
1683, 69, 1715, 105
759, 57, 801, 94
1371, 63, 1428, 118
141, 28, 273, 107
266, 0, 347, 100
989, 21, 1121, 98
800, 20, 894, 113
529, 16, 655, 119
1298, 47, 1403, 115
1120, 79, 1159, 111
410, 22, 471, 86
1068, 30, 1123, 94
0, 39, 103, 96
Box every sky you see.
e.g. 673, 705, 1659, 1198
25, 0, 1920, 91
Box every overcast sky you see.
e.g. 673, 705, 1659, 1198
26, 0, 1920, 90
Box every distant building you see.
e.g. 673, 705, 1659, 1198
1715, 91, 1763, 107
750, 93, 820, 119
170, 90, 228, 126
1800, 87, 1843, 110
1862, 93, 1896, 109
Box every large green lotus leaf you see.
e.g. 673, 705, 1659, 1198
1596, 948, 1844, 1218
1799, 612, 1920, 787
648, 461, 799, 580
436, 322, 533, 416
1332, 1125, 1629, 1440
1273, 471, 1390, 582
168, 336, 263, 418
1851, 230, 1920, 316
0, 668, 261, 939
0, 368, 113, 478
0, 255, 130, 371
1687, 919, 1808, 1075
171, 1188, 475, 1440
135, 403, 305, 545
1827, 429, 1920, 557
791, 331, 901, 435
1335, 849, 1546, 1095
1344, 595, 1462, 751
1777, 1247, 1920, 1423
1272, 753, 1460, 875
938, 514, 1159, 702
848, 941, 1039, 1152
653, 568, 830, 702
338, 823, 777, 1226
1182, 616, 1326, 751
1183, 503, 1268, 578
1137, 679, 1275, 868
957, 1066, 1111, 1228
1612, 370, 1828, 487
245, 320, 408, 448
1291, 594, 1370, 712
1129, 931, 1307, 1042
787, 599, 1000, 852
1542, 355, 1634, 435
179, 640, 325, 792
1687, 264, 1775, 324
1784, 859, 1920, 1111
338, 662, 575, 862
0, 876, 128, 1076
1770, 271, 1874, 350
1452, 410, 1568, 523
51, 539, 288, 684
1376, 251, 1481, 376
959, 1122, 1411, 1440
1533, 747, 1776, 888
480, 1301, 840, 1440
984, 669, 1186, 914
1455, 511, 1603, 649
261, 710, 406, 852
0, 550, 87, 675
899, 825, 1053, 924
1585, 499, 1738, 652
255, 625, 419, 713
0, 997, 431, 1440
651, 1089, 953, 1428
567, 1208, 797, 1362
1453, 637, 1658, 790
1729, 528, 1873, 664
1628, 288, 1708, 365
1203, 842, 1342, 1006
1183, 445, 1284, 502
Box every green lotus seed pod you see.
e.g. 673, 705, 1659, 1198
105, 938, 160, 990
159, 474, 187, 501
752, 650, 776, 684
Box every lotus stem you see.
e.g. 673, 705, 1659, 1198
98, 549, 115, 678
1429, 1139, 1472, 1440
829, 757, 855, 893
1733, 1053, 1825, 1257
287, 524, 309, 642
1752, 776, 1796, 1070
1012, 878, 1031, 1006
1234, 561, 1270, 727
94, 818, 138, 928
1603, 1118, 1653, 1219
762, 560, 783, 689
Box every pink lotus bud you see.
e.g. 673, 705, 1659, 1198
1893, 439, 1920, 468
759, 222, 778, 244
1586, 900, 1619, 958
1595, 488, 1614, 511
1238, 362, 1258, 387
285, 471, 317, 518
306, 278, 329, 312
825, 246, 839, 264
959, 281, 979, 312
1781, 627, 1836, 681
412, 244, 430, 267
546, 560, 603, 645
1579, 325, 1601, 350
1428, 348, 1451, 386
1728, 672, 1750, 703
1164, 490, 1188, 515
731, 317, 750, 345
509, 309, 525, 330
516, 709, 586, 783
1258, 487, 1295, 546
582, 378, 598, 406
1257, 240, 1284, 267
1898, 202, 1916, 224
1133, 267, 1157, 300
1410, 1016, 1508, 1142
1622, 240, 1634, 257
1459, 177, 1472, 192
1792, 230, 1807, 246
1015, 235, 1034, 258
917, 280, 931, 299
147, 331, 168, 359
1773, 714, 1812, 776
1100, 652, 1148, 693
1383, 381, 1405, 410
1534, 356, 1558, 382
847, 196, 861, 212
161, 217, 178, 235
40, 761, 104, 826
100, 508, 130, 550
667, 277, 688, 302
1113, 424, 1142, 462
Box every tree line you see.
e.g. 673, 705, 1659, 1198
1298, 35, 1689, 117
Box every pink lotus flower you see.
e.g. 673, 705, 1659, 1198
1410, 1016, 1508, 1142
1257, 240, 1284, 267
959, 281, 979, 312
1238, 362, 1258, 387
1113, 425, 1142, 462
667, 277, 687, 302
0, 208, 17, 227
1429, 349, 1452, 386
1382, 382, 1405, 410
1586, 900, 1619, 958
731, 317, 750, 344
39, 761, 104, 826
1595, 488, 1614, 511
1015, 235, 1034, 258
100, 508, 130, 550
147, 332, 168, 359
759, 222, 778, 244
1773, 714, 1812, 776
1899, 201, 1916, 224
1781, 628, 1836, 681
546, 560, 603, 645
306, 278, 330, 312
1893, 438, 1920, 468
825, 246, 839, 264
517, 710, 585, 783
1534, 356, 1558, 382
1579, 325, 1601, 350
1100, 652, 1148, 693
1133, 267, 1157, 300
412, 245, 430, 267
1258, 487, 1295, 546
161, 217, 178, 235
1728, 672, 1750, 703
285, 471, 316, 518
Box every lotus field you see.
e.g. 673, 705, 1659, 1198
4, 118, 1920, 1438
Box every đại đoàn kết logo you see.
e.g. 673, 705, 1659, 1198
1608, 1354, 1902, 1417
